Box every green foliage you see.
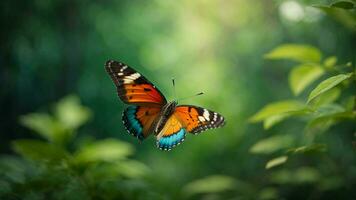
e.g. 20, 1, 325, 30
251, 43, 355, 170
331, 1, 355, 9
289, 64, 324, 96
19, 95, 92, 145
307, 73, 353, 103
324, 56, 338, 68
74, 139, 134, 164
270, 167, 321, 184
249, 100, 305, 123
287, 144, 327, 154
12, 139, 70, 163
265, 156, 288, 169
183, 175, 236, 196
313, 1, 356, 32
249, 100, 309, 129
19, 113, 64, 143
0, 95, 149, 199
264, 44, 321, 63
250, 135, 294, 154
55, 95, 92, 132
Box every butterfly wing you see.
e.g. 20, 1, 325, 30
122, 106, 161, 140
105, 60, 167, 106
156, 115, 186, 151
174, 105, 225, 134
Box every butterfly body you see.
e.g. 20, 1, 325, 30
154, 101, 178, 135
105, 60, 225, 151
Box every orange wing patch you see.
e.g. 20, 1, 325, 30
135, 106, 161, 137
122, 106, 161, 140
157, 115, 183, 138
174, 106, 201, 132
121, 84, 165, 106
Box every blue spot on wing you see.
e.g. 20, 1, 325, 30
157, 128, 186, 151
122, 106, 144, 140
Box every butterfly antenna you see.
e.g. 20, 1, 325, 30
172, 78, 177, 100
177, 92, 204, 102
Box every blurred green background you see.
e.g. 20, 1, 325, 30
1, 0, 355, 199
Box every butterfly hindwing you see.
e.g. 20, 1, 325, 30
122, 106, 161, 140
174, 105, 225, 134
105, 60, 167, 106
156, 115, 186, 151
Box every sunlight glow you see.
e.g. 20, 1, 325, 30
279, 1, 305, 22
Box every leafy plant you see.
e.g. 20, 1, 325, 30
313, 0, 356, 32
250, 44, 355, 169
0, 95, 150, 199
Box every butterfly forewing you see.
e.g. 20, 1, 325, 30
105, 60, 167, 106
174, 105, 225, 134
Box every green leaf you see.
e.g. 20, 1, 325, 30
313, 104, 346, 118
270, 167, 320, 184
111, 160, 150, 178
250, 135, 294, 154
307, 116, 336, 134
310, 88, 341, 108
249, 100, 305, 123
294, 167, 320, 183
265, 156, 288, 169
307, 73, 353, 103
19, 95, 92, 145
331, 1, 355, 9
74, 139, 134, 164
323, 56, 338, 68
12, 139, 69, 162
88, 160, 150, 179
289, 64, 324, 95
307, 104, 354, 134
287, 144, 327, 154
19, 113, 64, 142
264, 44, 322, 63
263, 108, 311, 130
55, 95, 92, 131
263, 114, 290, 130
183, 175, 236, 196
313, 5, 356, 32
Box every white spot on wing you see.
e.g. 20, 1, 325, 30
129, 72, 141, 80
203, 109, 210, 121
120, 65, 128, 72
123, 79, 133, 84
198, 116, 206, 122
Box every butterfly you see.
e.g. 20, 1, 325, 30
105, 60, 225, 151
